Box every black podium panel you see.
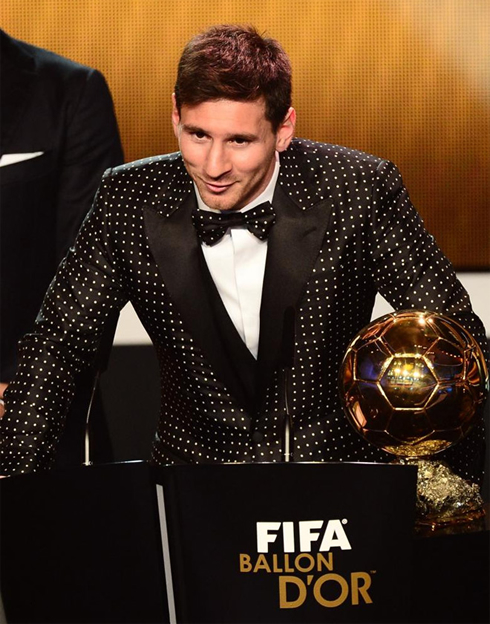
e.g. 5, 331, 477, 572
412, 529, 489, 623
155, 462, 417, 623
1, 461, 418, 623
1, 462, 168, 623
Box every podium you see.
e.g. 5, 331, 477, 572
1, 461, 419, 623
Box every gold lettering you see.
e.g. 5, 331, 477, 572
313, 573, 349, 608
284, 553, 294, 573
239, 553, 252, 572
240, 552, 336, 576
351, 572, 372, 605
294, 553, 315, 573
253, 554, 271, 573
272, 554, 283, 573
317, 552, 334, 571
279, 576, 307, 608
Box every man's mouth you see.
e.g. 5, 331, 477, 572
202, 180, 234, 194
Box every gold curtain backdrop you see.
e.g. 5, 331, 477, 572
2, 0, 489, 269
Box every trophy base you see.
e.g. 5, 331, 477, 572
396, 458, 486, 534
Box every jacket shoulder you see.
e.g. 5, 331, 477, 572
287, 138, 385, 169
109, 152, 182, 175
1, 30, 104, 86
101, 152, 192, 209
280, 138, 389, 207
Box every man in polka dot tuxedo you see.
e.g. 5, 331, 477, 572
0, 25, 487, 483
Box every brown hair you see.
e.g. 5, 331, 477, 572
174, 25, 292, 132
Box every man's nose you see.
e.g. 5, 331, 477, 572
204, 143, 231, 179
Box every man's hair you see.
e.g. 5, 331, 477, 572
174, 25, 292, 132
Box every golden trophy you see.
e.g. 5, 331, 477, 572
338, 309, 488, 531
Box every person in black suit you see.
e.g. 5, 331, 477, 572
0, 30, 124, 463
0, 25, 486, 483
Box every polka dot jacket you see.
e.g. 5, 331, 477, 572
1, 139, 487, 480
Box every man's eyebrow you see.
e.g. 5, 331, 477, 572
181, 124, 258, 142
181, 123, 207, 134
228, 132, 258, 142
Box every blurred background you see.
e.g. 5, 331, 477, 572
2, 0, 489, 463
4, 0, 489, 268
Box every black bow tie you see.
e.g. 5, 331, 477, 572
192, 201, 276, 246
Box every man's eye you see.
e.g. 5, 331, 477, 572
193, 132, 206, 140
232, 138, 249, 145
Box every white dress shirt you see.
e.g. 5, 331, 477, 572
195, 157, 280, 359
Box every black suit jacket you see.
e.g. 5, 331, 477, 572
0, 30, 124, 380
1, 139, 486, 480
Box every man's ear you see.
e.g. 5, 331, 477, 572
171, 93, 181, 139
275, 107, 296, 152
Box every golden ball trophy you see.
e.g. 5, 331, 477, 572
339, 309, 488, 532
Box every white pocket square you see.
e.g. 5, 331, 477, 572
0, 152, 44, 167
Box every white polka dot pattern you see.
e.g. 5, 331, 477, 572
0, 140, 487, 481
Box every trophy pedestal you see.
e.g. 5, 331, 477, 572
398, 458, 485, 533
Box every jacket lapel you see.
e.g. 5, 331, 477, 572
256, 152, 336, 406
143, 142, 336, 414
143, 183, 257, 412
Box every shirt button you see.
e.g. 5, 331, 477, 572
252, 430, 264, 443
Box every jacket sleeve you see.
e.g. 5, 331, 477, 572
367, 159, 487, 349
0, 172, 129, 475
366, 159, 488, 482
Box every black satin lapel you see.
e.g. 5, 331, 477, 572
0, 33, 35, 154
143, 196, 255, 412
257, 186, 334, 403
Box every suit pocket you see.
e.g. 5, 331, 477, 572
0, 150, 55, 185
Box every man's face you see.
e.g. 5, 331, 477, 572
172, 97, 295, 211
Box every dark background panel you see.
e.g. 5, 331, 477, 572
99, 345, 160, 463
